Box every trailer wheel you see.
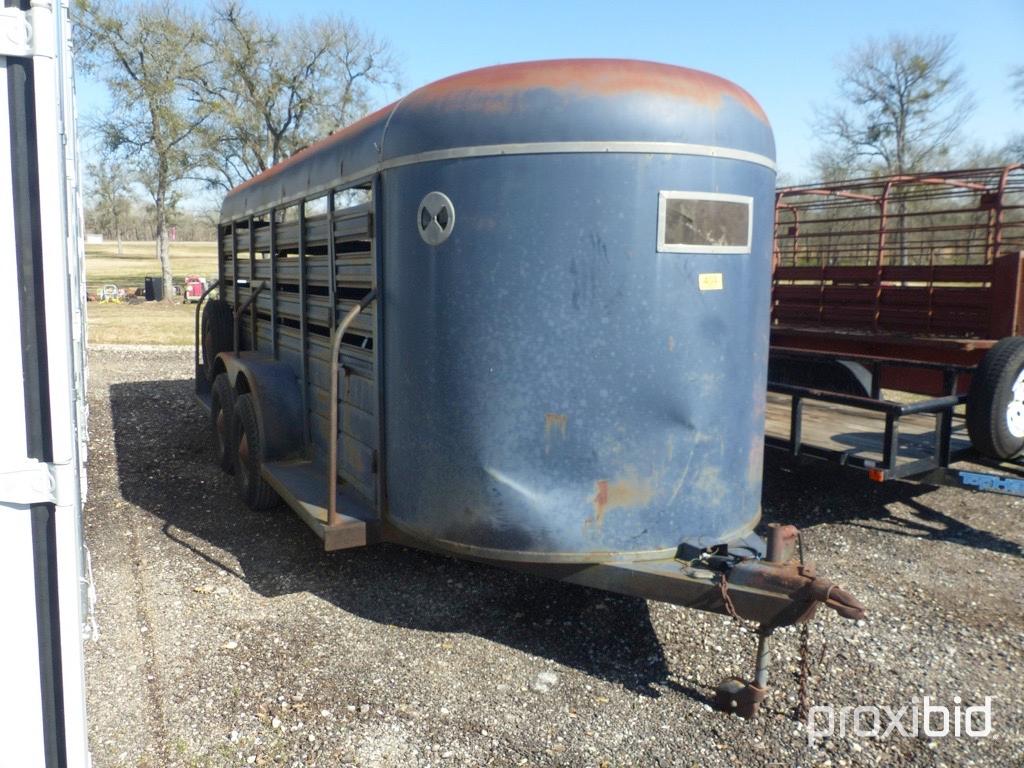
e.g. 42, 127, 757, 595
967, 336, 1024, 460
201, 299, 234, 383
232, 393, 279, 510
210, 374, 236, 473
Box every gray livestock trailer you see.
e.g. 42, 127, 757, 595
196, 59, 864, 717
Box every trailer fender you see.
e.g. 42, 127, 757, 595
768, 354, 871, 397
215, 353, 305, 461
836, 360, 872, 395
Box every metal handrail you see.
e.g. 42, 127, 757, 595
769, 381, 965, 417
328, 289, 378, 527
233, 280, 268, 353
193, 278, 220, 385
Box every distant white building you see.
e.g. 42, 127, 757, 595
85, 232, 104, 244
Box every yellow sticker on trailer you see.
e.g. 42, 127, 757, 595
698, 272, 723, 291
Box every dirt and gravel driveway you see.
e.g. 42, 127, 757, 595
83, 346, 1023, 767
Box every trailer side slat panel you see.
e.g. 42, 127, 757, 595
226, 209, 371, 255
226, 193, 378, 505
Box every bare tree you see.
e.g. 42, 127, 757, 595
1007, 65, 1024, 162
813, 34, 975, 178
195, 1, 400, 190
75, 0, 210, 299
85, 156, 133, 257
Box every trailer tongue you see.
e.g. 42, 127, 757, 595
534, 523, 866, 719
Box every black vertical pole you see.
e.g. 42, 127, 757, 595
8, 6, 65, 763
371, 177, 385, 512
231, 223, 239, 351
298, 203, 310, 446
789, 396, 803, 458
269, 211, 278, 359
327, 192, 337, 333
248, 215, 257, 351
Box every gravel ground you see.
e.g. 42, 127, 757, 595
83, 346, 1023, 767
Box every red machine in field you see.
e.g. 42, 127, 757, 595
182, 274, 208, 304
767, 164, 1024, 492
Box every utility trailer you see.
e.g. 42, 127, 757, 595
768, 165, 1024, 493
0, 2, 93, 766
195, 60, 864, 718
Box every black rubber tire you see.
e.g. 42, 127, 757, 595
210, 374, 236, 474
232, 393, 279, 510
201, 299, 234, 383
966, 336, 1024, 460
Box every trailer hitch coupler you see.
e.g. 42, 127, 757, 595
807, 577, 866, 622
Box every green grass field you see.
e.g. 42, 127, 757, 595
85, 240, 217, 346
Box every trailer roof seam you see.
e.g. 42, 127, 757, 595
223, 140, 776, 221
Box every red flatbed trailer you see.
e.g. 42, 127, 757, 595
766, 165, 1024, 494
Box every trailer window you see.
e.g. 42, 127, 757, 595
657, 192, 752, 254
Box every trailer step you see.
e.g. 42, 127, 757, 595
262, 459, 380, 551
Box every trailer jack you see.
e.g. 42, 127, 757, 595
711, 524, 865, 719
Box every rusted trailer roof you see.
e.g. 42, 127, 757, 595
221, 59, 774, 220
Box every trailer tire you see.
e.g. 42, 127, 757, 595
232, 393, 279, 510
967, 336, 1024, 460
210, 374, 236, 473
201, 299, 234, 383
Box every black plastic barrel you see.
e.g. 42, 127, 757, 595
144, 276, 164, 301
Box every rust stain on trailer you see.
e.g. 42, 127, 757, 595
228, 60, 768, 202
544, 412, 568, 437
406, 60, 768, 122
587, 472, 655, 528
544, 412, 569, 455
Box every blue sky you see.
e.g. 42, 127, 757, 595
77, 0, 1023, 190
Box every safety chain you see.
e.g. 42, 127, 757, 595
794, 531, 827, 722
717, 571, 760, 632
797, 622, 811, 721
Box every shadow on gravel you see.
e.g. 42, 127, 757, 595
109, 379, 704, 701
762, 453, 1023, 559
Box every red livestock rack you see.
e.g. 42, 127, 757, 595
768, 164, 1024, 485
